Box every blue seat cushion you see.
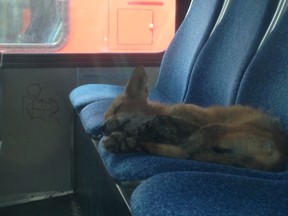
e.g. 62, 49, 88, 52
97, 139, 287, 181
69, 84, 124, 111
130, 171, 288, 216
79, 98, 113, 136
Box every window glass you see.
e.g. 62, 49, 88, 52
0, 0, 176, 53
0, 0, 67, 51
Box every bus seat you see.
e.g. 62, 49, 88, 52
130, 10, 288, 215
235, 18, 288, 138
69, 0, 224, 112
93, 0, 279, 182
183, 0, 279, 106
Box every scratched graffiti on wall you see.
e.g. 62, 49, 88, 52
22, 83, 61, 125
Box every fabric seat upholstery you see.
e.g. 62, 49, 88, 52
130, 171, 288, 216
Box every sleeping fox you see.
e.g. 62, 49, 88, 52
101, 66, 288, 172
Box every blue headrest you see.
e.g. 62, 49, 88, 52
236, 10, 288, 136
184, 0, 279, 106
153, 0, 224, 103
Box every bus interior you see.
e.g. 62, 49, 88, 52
0, 0, 288, 215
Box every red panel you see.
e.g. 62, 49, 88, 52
117, 9, 153, 45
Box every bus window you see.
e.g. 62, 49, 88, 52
0, 0, 66, 50
0, 0, 176, 53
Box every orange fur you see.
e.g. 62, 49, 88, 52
104, 66, 288, 172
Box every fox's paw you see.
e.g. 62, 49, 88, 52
144, 115, 198, 143
145, 115, 195, 144
144, 116, 179, 142
103, 132, 143, 153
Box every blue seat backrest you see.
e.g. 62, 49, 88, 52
184, 0, 279, 107
236, 9, 288, 137
152, 0, 224, 103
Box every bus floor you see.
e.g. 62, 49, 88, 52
0, 194, 82, 216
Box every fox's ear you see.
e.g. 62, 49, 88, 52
124, 65, 148, 99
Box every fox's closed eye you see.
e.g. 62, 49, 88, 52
113, 104, 123, 115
